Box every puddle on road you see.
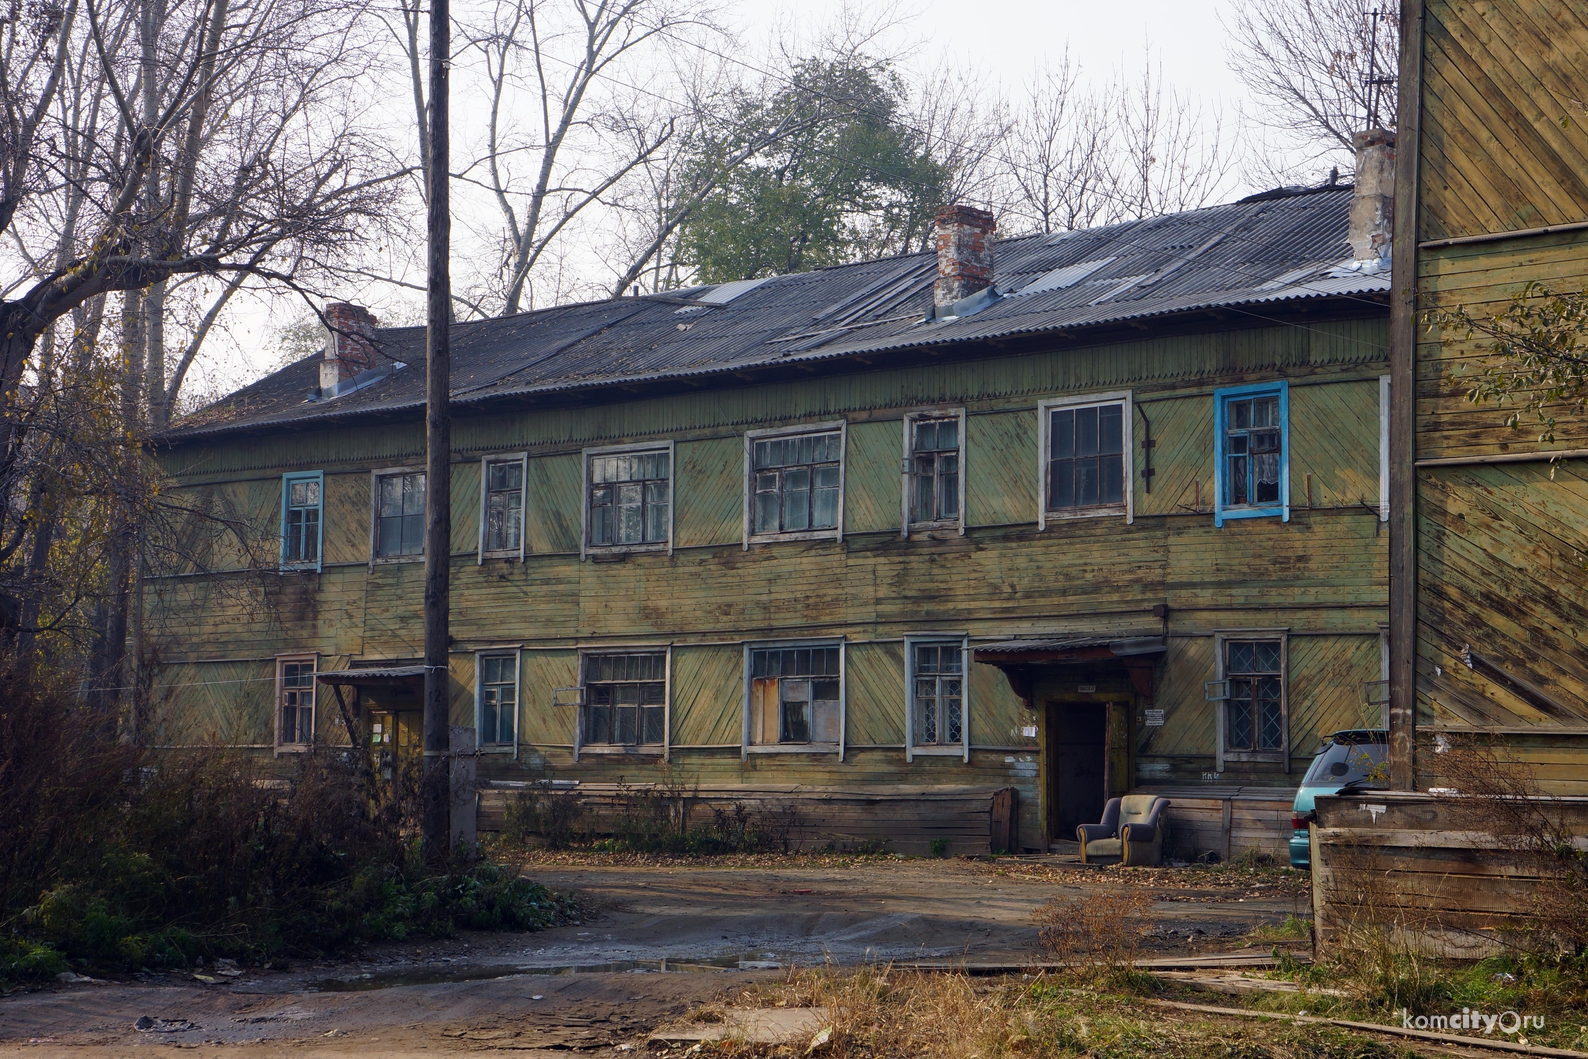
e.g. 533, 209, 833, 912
307, 955, 784, 992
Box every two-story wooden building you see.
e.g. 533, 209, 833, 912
150, 177, 1394, 854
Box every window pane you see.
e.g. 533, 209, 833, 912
404, 474, 425, 516
402, 512, 424, 555
783, 466, 810, 531
1228, 641, 1255, 673
1076, 406, 1099, 457
1100, 454, 1123, 505
812, 465, 839, 528
379, 477, 402, 517
1050, 410, 1073, 459
1099, 404, 1123, 455
1049, 459, 1073, 509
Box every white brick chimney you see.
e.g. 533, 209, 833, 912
1349, 129, 1395, 265
319, 302, 381, 392
934, 204, 997, 314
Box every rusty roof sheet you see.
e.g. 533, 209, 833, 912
168, 185, 1387, 441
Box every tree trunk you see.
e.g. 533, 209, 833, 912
88, 292, 142, 713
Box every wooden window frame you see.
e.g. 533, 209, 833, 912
274, 654, 317, 754
904, 633, 970, 762
1212, 630, 1290, 772
1037, 391, 1134, 530
741, 637, 846, 758
368, 466, 426, 566
580, 442, 675, 560
475, 650, 520, 754
742, 421, 847, 548
1213, 382, 1290, 527
573, 646, 672, 761
478, 452, 528, 562
901, 409, 967, 538
279, 470, 325, 572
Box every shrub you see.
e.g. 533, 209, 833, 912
0, 670, 571, 981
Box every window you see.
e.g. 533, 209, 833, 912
586, 447, 671, 551
1225, 639, 1285, 753
747, 426, 844, 540
582, 652, 667, 749
905, 413, 963, 532
908, 640, 967, 757
277, 657, 316, 749
481, 458, 524, 557
373, 471, 425, 558
1038, 393, 1133, 527
747, 644, 843, 751
1214, 382, 1289, 525
477, 653, 518, 747
280, 472, 323, 570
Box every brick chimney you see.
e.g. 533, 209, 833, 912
319, 302, 381, 392
934, 204, 996, 314
1349, 129, 1395, 264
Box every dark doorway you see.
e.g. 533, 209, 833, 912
1047, 700, 1106, 839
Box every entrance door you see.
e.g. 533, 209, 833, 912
1048, 701, 1107, 840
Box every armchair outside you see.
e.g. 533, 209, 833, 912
1075, 795, 1170, 865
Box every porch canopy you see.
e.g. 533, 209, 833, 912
315, 666, 426, 688
973, 634, 1167, 704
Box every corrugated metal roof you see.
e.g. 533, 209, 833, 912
167, 186, 1388, 441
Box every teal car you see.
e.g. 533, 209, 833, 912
1290, 729, 1389, 868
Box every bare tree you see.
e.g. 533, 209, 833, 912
999, 56, 1112, 235
1110, 60, 1241, 220
1225, 0, 1400, 181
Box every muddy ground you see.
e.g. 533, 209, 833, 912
0, 852, 1311, 1057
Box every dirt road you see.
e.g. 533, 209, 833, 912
0, 854, 1309, 1057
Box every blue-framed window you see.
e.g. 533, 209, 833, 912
280, 471, 324, 570
1213, 382, 1289, 526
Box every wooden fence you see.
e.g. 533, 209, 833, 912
1133, 786, 1296, 860
1310, 791, 1588, 956
477, 781, 1019, 856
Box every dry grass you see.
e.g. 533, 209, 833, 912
1032, 889, 1151, 968
670, 969, 1422, 1059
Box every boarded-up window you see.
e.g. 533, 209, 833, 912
749, 646, 840, 745
278, 658, 315, 747
912, 643, 963, 745
752, 432, 841, 535
584, 652, 665, 746
375, 472, 425, 557
909, 418, 960, 525
483, 460, 523, 554
479, 653, 518, 746
1226, 640, 1283, 751
589, 450, 669, 547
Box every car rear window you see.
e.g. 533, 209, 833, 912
1303, 740, 1388, 787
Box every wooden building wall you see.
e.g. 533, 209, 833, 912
150, 320, 1390, 848
1409, 0, 1588, 793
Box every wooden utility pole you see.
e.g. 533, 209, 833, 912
421, 0, 452, 857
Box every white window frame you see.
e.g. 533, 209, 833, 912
279, 470, 325, 572
475, 649, 520, 755
901, 409, 967, 537
573, 645, 672, 761
274, 653, 317, 754
580, 441, 675, 560
904, 633, 971, 762
478, 452, 528, 562
1212, 630, 1290, 773
743, 421, 847, 547
741, 637, 846, 758
1037, 391, 1135, 530
368, 466, 426, 566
